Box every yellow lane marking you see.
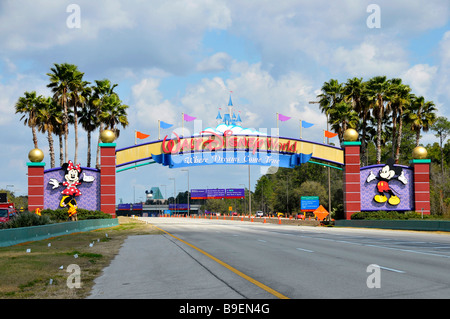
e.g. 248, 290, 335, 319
151, 224, 290, 299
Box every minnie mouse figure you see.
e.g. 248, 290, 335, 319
49, 160, 95, 209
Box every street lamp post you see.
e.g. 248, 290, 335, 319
181, 169, 190, 216
239, 183, 246, 215
160, 184, 167, 216
169, 178, 176, 215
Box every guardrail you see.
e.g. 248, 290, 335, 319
0, 218, 119, 247
335, 219, 450, 232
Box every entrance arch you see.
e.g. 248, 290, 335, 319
115, 133, 344, 172
26, 128, 431, 220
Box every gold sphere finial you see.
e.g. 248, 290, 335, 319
343, 128, 359, 141
100, 129, 116, 143
412, 146, 427, 159
28, 148, 44, 162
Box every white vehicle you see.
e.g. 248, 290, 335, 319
255, 211, 264, 217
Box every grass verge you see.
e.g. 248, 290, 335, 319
0, 217, 162, 299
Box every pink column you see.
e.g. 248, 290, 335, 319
342, 141, 361, 220
100, 142, 116, 218
410, 159, 431, 215
27, 162, 45, 212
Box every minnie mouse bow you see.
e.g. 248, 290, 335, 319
67, 160, 81, 172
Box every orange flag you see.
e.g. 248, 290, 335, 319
324, 130, 338, 138
136, 131, 150, 139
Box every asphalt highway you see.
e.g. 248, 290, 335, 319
88, 217, 450, 299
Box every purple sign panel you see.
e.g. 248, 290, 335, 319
43, 167, 101, 211
225, 188, 245, 198
360, 164, 414, 211
191, 189, 207, 199
207, 189, 226, 199
191, 188, 245, 199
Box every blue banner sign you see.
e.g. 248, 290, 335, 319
301, 196, 320, 211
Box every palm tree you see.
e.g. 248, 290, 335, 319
100, 93, 129, 139
47, 63, 82, 163
68, 72, 88, 164
408, 95, 437, 146
37, 97, 61, 168
366, 76, 390, 164
431, 116, 450, 175
79, 90, 97, 167
344, 77, 370, 164
91, 79, 119, 168
387, 79, 412, 163
317, 79, 343, 142
15, 91, 41, 149
328, 100, 360, 143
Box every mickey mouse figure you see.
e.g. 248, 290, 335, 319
49, 160, 95, 208
366, 158, 408, 206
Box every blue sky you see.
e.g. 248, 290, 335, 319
1, 0, 449, 204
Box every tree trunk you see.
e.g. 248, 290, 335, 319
416, 129, 420, 147
32, 126, 38, 149
376, 111, 382, 164
394, 110, 403, 164
63, 93, 69, 163
59, 134, 64, 166
440, 134, 444, 176
96, 123, 104, 169
74, 103, 78, 164
391, 108, 397, 158
361, 110, 368, 166
87, 131, 91, 168
47, 130, 55, 168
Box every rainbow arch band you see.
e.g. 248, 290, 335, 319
116, 133, 344, 170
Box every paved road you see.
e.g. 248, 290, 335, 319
88, 217, 450, 299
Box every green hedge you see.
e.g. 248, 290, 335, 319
351, 210, 445, 220
41, 208, 112, 221
0, 208, 111, 229
0, 212, 52, 229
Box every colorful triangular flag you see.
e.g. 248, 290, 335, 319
183, 113, 196, 122
159, 121, 173, 129
301, 121, 314, 128
136, 131, 150, 139
324, 130, 338, 138
278, 113, 291, 121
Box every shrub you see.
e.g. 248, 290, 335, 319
0, 211, 52, 229
351, 210, 434, 220
41, 208, 112, 222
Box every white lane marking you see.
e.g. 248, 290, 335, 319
258, 239, 267, 243
296, 248, 314, 253
379, 266, 405, 273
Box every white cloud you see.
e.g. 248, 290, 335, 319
196, 52, 232, 72
131, 78, 178, 130
401, 64, 437, 97
330, 39, 409, 77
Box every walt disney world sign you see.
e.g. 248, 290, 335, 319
115, 129, 345, 170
